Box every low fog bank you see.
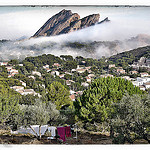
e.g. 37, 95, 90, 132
0, 31, 150, 61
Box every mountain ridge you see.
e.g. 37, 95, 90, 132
32, 9, 109, 37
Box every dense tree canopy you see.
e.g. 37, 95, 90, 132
47, 81, 72, 110
0, 95, 20, 125
75, 77, 144, 123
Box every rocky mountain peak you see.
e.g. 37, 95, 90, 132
32, 9, 103, 37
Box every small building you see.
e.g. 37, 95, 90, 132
100, 74, 114, 78
85, 66, 91, 70
32, 71, 42, 77
20, 80, 26, 87
77, 91, 83, 95
18, 64, 23, 66
86, 76, 91, 82
59, 74, 65, 79
65, 72, 72, 75
81, 82, 89, 87
6, 66, 13, 70
121, 76, 131, 81
0, 62, 8, 66
88, 74, 95, 78
137, 77, 150, 85
66, 80, 75, 86
87, 70, 92, 73
144, 82, 150, 89
11, 86, 24, 92
139, 85, 146, 91
130, 70, 138, 74
71, 69, 76, 72
43, 64, 49, 69
51, 71, 59, 76
69, 94, 75, 101
81, 61, 86, 65
52, 63, 61, 68
132, 81, 140, 87
70, 90, 76, 95
28, 76, 36, 80
76, 68, 86, 73
140, 72, 149, 77
21, 89, 35, 95
109, 64, 115, 68
117, 68, 126, 74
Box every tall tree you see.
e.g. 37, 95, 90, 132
75, 77, 144, 124
47, 81, 72, 110
0, 96, 20, 125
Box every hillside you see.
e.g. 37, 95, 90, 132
108, 45, 150, 66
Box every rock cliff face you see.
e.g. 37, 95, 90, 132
33, 9, 101, 37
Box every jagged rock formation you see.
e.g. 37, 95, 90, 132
33, 9, 102, 37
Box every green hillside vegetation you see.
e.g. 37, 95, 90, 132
108, 46, 150, 67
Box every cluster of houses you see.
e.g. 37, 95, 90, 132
43, 63, 95, 100
132, 75, 150, 91
0, 62, 19, 77
10, 85, 41, 97
0, 62, 41, 96
108, 63, 150, 91
130, 57, 150, 71
108, 64, 126, 74
1, 56, 150, 100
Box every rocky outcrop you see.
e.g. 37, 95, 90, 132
80, 14, 100, 28
33, 9, 80, 37
33, 9, 102, 37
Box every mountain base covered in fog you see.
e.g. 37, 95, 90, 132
0, 34, 150, 61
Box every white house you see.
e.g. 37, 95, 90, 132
100, 74, 114, 78
43, 64, 49, 69
81, 82, 89, 87
11, 86, 24, 92
70, 90, 76, 95
0, 62, 8, 66
86, 76, 91, 82
18, 64, 23, 66
140, 72, 149, 77
59, 74, 65, 78
21, 89, 35, 95
28, 75, 36, 80
109, 64, 115, 68
76, 68, 86, 73
32, 71, 42, 77
121, 76, 131, 81
139, 85, 146, 91
51, 71, 59, 76
144, 82, 150, 89
132, 81, 140, 87
20, 80, 26, 87
137, 77, 150, 85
